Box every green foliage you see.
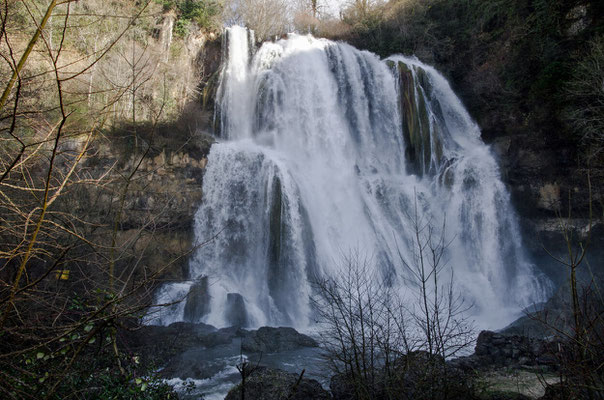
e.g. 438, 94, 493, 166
61, 367, 176, 400
174, 18, 191, 36
156, 0, 222, 35
8, 334, 175, 399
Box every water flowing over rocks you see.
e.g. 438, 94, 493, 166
124, 322, 318, 379
149, 26, 551, 331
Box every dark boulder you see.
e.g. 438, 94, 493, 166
449, 330, 559, 372
226, 292, 248, 327
198, 325, 248, 348
120, 322, 217, 365
183, 276, 211, 322
225, 367, 331, 400
241, 326, 319, 353
393, 351, 475, 400
481, 391, 532, 400
473, 331, 558, 369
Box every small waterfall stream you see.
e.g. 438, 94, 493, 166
149, 26, 551, 330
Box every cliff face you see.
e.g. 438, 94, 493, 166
489, 123, 604, 287
95, 23, 223, 283
69, 22, 223, 284
86, 131, 213, 282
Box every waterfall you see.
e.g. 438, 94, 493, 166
149, 27, 551, 330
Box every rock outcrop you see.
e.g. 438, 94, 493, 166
122, 323, 319, 375
226, 293, 249, 327
450, 330, 558, 371
225, 367, 331, 400
241, 327, 319, 353
183, 276, 211, 322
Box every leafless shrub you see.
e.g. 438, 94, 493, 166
535, 173, 604, 398
0, 1, 203, 397
565, 35, 604, 164
312, 200, 475, 400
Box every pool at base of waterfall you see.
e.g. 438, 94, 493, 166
164, 346, 328, 400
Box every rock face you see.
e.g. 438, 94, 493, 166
183, 276, 211, 322
450, 330, 558, 371
122, 323, 319, 379
92, 135, 211, 283
492, 131, 604, 285
474, 331, 557, 368
241, 327, 319, 353
225, 367, 331, 400
71, 28, 222, 288
226, 292, 248, 326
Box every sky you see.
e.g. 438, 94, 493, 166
310, 0, 351, 18
321, 0, 348, 17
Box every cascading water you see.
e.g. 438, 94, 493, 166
149, 26, 551, 330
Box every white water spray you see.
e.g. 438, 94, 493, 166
149, 27, 551, 330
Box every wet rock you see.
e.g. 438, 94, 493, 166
225, 367, 330, 400
241, 327, 318, 353
160, 346, 231, 379
482, 391, 532, 400
121, 322, 217, 365
468, 330, 558, 369
183, 276, 210, 322
226, 292, 248, 327
198, 325, 248, 348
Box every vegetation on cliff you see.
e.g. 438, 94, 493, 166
325, 0, 603, 159
0, 0, 217, 398
314, 0, 604, 225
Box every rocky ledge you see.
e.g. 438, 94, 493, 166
450, 330, 558, 371
122, 323, 319, 374
225, 367, 330, 400
123, 324, 569, 400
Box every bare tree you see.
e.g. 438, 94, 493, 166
565, 35, 604, 163
312, 194, 474, 399
313, 251, 406, 399
223, 0, 291, 41
534, 172, 604, 399
0, 1, 205, 398
398, 196, 475, 361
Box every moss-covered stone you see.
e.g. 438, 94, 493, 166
268, 176, 283, 281
397, 61, 420, 174
416, 83, 431, 172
